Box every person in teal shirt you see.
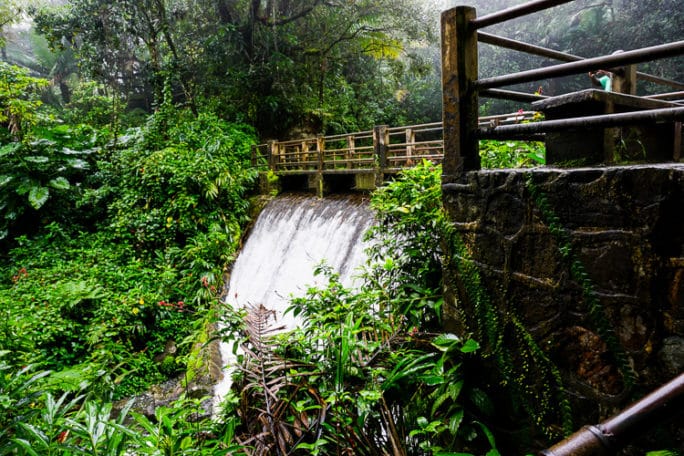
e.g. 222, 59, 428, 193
588, 69, 612, 91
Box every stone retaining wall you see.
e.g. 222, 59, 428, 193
441, 164, 684, 452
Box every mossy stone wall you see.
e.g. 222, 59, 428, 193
441, 164, 684, 450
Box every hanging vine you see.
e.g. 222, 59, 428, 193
524, 173, 636, 390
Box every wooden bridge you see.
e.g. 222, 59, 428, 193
252, 113, 535, 194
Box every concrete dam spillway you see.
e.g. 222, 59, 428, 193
213, 194, 375, 409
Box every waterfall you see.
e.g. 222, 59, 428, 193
213, 194, 375, 411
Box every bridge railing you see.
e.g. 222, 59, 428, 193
441, 0, 684, 181
252, 112, 538, 175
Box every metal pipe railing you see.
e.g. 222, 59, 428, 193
478, 31, 582, 62
646, 91, 684, 100
481, 88, 547, 103
540, 373, 684, 456
476, 41, 684, 90
478, 32, 684, 91
637, 73, 684, 91
471, 0, 574, 29
479, 106, 684, 138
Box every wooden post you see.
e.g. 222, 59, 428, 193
315, 135, 325, 197
613, 64, 637, 95
316, 135, 325, 172
374, 125, 389, 187
280, 143, 288, 169
301, 140, 310, 170
405, 128, 415, 166
268, 140, 278, 170
346, 135, 355, 169
441, 6, 479, 182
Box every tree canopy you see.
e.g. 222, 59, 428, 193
29, 0, 441, 137
4, 0, 683, 136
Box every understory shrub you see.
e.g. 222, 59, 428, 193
218, 161, 502, 455
102, 109, 258, 293
1, 102, 259, 405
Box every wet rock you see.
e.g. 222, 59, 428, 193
658, 336, 684, 377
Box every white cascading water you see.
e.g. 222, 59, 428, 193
213, 194, 375, 411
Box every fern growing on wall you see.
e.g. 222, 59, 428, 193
442, 218, 573, 439
524, 173, 636, 390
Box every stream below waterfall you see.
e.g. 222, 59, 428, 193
213, 194, 375, 411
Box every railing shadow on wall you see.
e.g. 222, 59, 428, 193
441, 0, 684, 183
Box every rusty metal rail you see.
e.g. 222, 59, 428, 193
477, 32, 684, 91
540, 372, 684, 456
476, 41, 684, 90
471, 0, 574, 29
481, 106, 684, 138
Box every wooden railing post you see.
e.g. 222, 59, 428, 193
316, 135, 325, 172
441, 6, 479, 182
301, 140, 310, 169
405, 127, 415, 166
374, 125, 389, 186
346, 135, 355, 169
315, 135, 326, 197
267, 140, 278, 170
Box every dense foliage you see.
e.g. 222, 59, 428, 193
217, 161, 503, 455
1, 57, 259, 443
1, 0, 682, 454
1, 145, 506, 455
28, 0, 442, 137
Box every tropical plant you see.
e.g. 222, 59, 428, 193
0, 355, 50, 449
0, 128, 96, 241
1, 365, 234, 456
480, 139, 545, 168
0, 62, 49, 140
222, 266, 498, 455
217, 161, 506, 455
364, 159, 445, 331
99, 108, 258, 303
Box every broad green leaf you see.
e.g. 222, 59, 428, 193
49, 177, 70, 190
24, 156, 49, 163
0, 142, 21, 157
460, 339, 480, 354
449, 409, 465, 436
11, 438, 42, 456
16, 178, 33, 195
0, 175, 12, 188
29, 185, 49, 209
432, 333, 461, 350
67, 158, 89, 170
475, 420, 499, 450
